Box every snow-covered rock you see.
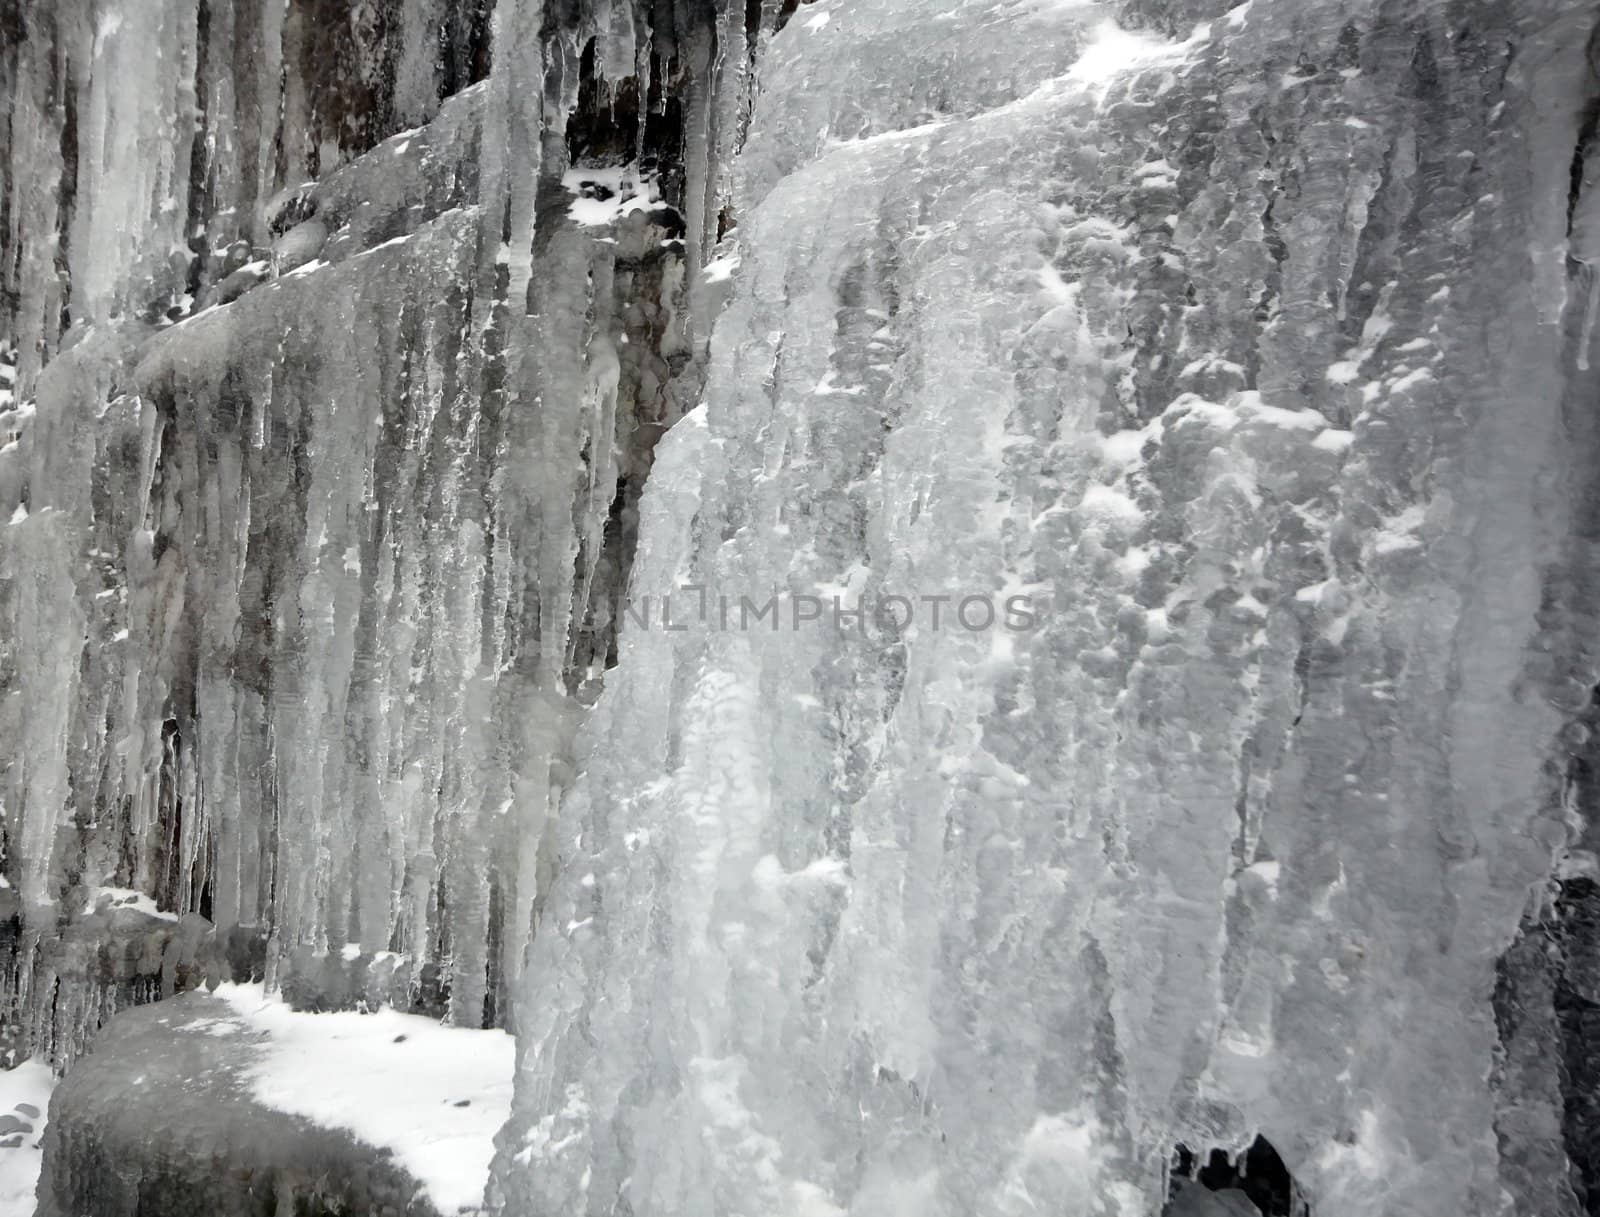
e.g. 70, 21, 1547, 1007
37, 988, 510, 1217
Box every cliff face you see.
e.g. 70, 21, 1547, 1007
2, 0, 1600, 1215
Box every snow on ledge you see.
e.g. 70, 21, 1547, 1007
562, 163, 661, 228
1066, 19, 1185, 91
81, 885, 179, 921
213, 984, 515, 1216
0, 1059, 54, 1215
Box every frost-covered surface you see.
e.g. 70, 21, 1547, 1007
0, 1061, 53, 1215
496, 1, 1600, 1215
0, 0, 746, 1065
212, 983, 515, 1215
5, 0, 1600, 1214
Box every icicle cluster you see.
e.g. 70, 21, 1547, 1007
0, 0, 757, 1064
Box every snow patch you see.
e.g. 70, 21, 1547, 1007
1077, 484, 1145, 530
1245, 859, 1280, 896
0, 1059, 53, 1215
1100, 426, 1154, 465
703, 251, 741, 282
1387, 367, 1435, 395
1233, 393, 1326, 431
1066, 20, 1180, 93
1373, 503, 1427, 555
82, 886, 178, 921
752, 854, 850, 893
214, 984, 515, 1215
563, 164, 662, 228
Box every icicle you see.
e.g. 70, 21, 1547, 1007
69, 0, 201, 325
635, 19, 653, 173
1580, 262, 1599, 372
1572, 133, 1600, 371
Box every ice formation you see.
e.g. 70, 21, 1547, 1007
0, 0, 743, 1065
497, 3, 1600, 1215
0, 0, 1598, 1215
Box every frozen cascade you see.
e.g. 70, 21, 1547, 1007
495, 2, 1600, 1217
0, 0, 1597, 1214
0, 0, 754, 1077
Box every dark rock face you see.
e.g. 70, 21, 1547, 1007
1495, 676, 1600, 1217
1164, 1139, 1308, 1217
36, 994, 442, 1217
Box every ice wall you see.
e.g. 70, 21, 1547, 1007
493, 2, 1600, 1215
6, 0, 1600, 1213
0, 0, 754, 1066
0, 0, 496, 400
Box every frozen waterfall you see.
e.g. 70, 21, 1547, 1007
3, 0, 1600, 1215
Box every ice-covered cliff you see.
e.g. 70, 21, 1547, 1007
493, 2, 1600, 1216
0, 0, 750, 1069
2, 0, 1600, 1214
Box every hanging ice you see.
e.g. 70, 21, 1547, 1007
493, 2, 1600, 1216
2, 0, 1600, 1215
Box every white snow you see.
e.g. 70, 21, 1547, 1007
213, 984, 515, 1215
1318, 1108, 1387, 1180
703, 251, 741, 282
0, 1060, 54, 1216
1077, 483, 1146, 530
1233, 393, 1327, 431
562, 164, 661, 228
1244, 858, 1281, 896
1100, 426, 1154, 465
1387, 367, 1435, 395
1066, 20, 1179, 92
1372, 503, 1427, 556
81, 886, 177, 921
1117, 546, 1154, 578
